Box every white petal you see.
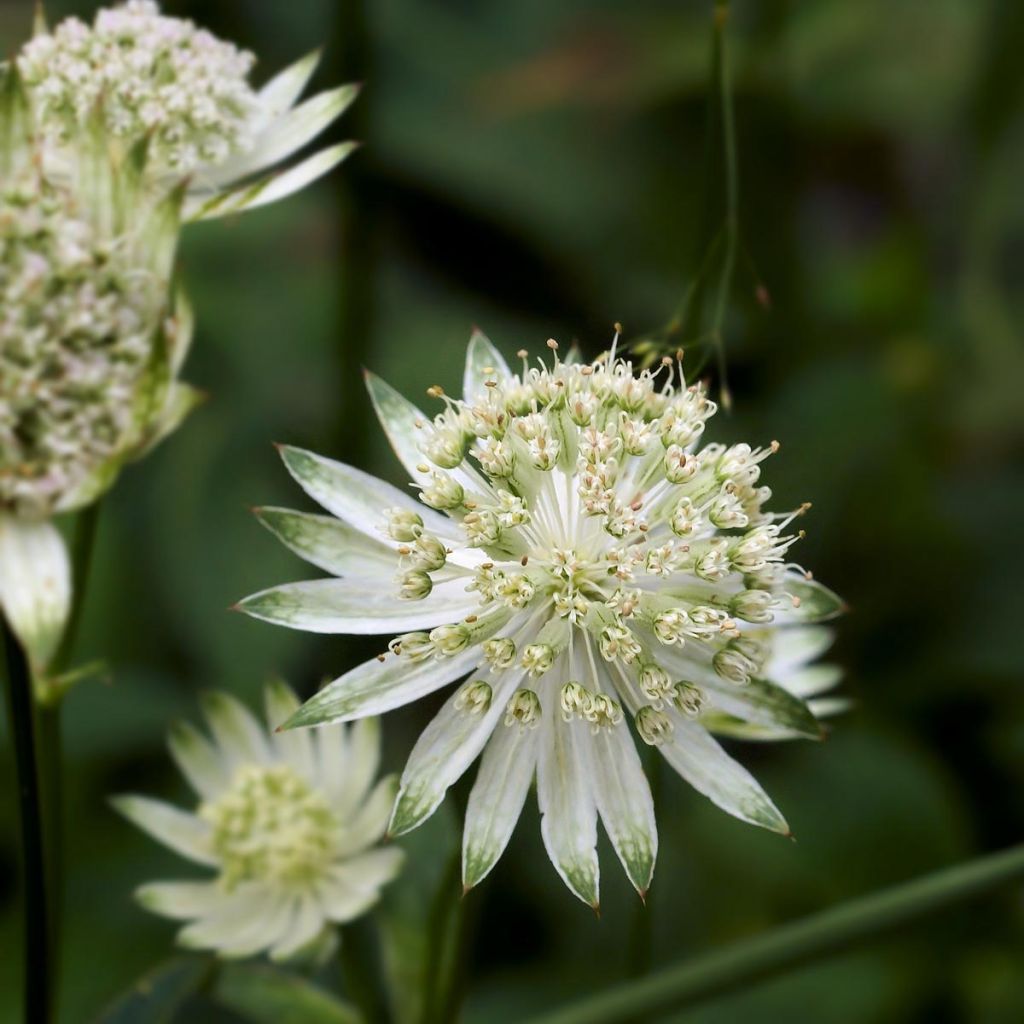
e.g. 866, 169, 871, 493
179, 883, 282, 957
336, 847, 405, 892
258, 50, 322, 119
112, 796, 216, 866
462, 720, 539, 890
200, 691, 272, 768
319, 850, 404, 923
537, 712, 600, 908
463, 329, 512, 405
0, 513, 70, 671
168, 720, 229, 800
364, 371, 433, 487
702, 676, 822, 740
136, 879, 220, 920
773, 577, 845, 625
781, 664, 843, 699
335, 774, 398, 856
336, 718, 382, 817
315, 722, 349, 804
188, 143, 358, 221
211, 85, 360, 185
282, 646, 481, 729
276, 445, 456, 542
318, 872, 379, 923
236, 576, 479, 635
269, 892, 325, 962
389, 674, 518, 836
590, 720, 657, 896
769, 626, 836, 674
265, 680, 315, 779
255, 506, 397, 579
658, 714, 789, 834
809, 696, 852, 719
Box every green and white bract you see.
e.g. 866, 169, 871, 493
114, 684, 403, 962
17, 1, 359, 221
0, 62, 193, 675
240, 332, 844, 906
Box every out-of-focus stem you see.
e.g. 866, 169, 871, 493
525, 843, 1024, 1024
4, 619, 52, 1024
708, 0, 737, 410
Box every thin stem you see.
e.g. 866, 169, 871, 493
524, 843, 1024, 1024
419, 848, 465, 1024
708, 0, 737, 410
3, 619, 52, 1024
340, 918, 391, 1024
36, 500, 101, 1022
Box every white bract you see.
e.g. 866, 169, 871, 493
240, 332, 844, 906
0, 64, 194, 675
114, 683, 403, 961
16, 1, 358, 220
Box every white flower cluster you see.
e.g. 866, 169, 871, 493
241, 332, 845, 906
0, 169, 164, 517
18, 0, 258, 173
116, 685, 403, 961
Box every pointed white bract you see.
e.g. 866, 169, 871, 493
241, 332, 844, 904
16, 1, 357, 220
116, 682, 403, 962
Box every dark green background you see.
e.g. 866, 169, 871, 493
1, 0, 1022, 1020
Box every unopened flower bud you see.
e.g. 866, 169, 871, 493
505, 688, 541, 728
635, 705, 674, 746
385, 508, 423, 542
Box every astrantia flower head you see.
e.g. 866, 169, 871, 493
240, 331, 845, 906
16, 1, 358, 220
114, 683, 403, 961
0, 64, 194, 674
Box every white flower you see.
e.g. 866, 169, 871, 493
114, 683, 403, 961
239, 332, 844, 906
0, 63, 194, 676
16, 1, 358, 220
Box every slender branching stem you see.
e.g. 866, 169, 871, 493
524, 843, 1024, 1024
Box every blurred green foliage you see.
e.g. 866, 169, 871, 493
1, 0, 1022, 1020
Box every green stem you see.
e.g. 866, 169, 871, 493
37, 501, 101, 1021
419, 850, 465, 1024
524, 843, 1024, 1024
340, 919, 391, 1024
708, 0, 737, 410
3, 619, 53, 1024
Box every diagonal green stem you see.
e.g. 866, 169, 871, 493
3, 619, 52, 1024
525, 843, 1024, 1024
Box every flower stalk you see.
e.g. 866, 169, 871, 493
3, 618, 53, 1024
524, 843, 1024, 1024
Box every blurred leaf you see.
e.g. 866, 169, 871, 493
213, 964, 362, 1024
93, 956, 214, 1024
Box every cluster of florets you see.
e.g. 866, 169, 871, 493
18, 0, 258, 173
199, 763, 337, 891
0, 170, 164, 516
382, 343, 811, 741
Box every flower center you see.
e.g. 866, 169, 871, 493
200, 764, 336, 890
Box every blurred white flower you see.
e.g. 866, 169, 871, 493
17, 1, 358, 220
114, 683, 403, 962
0, 63, 194, 676
239, 332, 845, 907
